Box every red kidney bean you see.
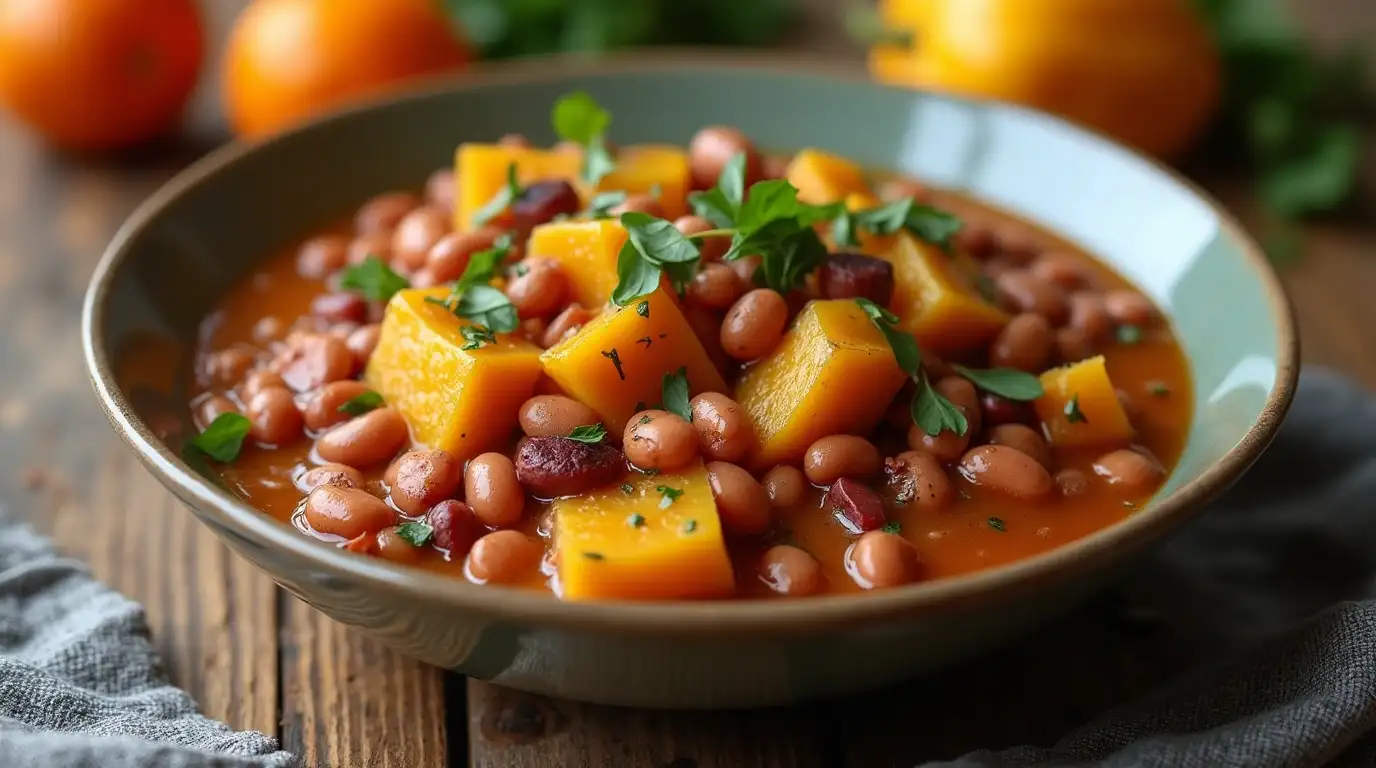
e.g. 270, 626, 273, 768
426, 499, 481, 556
514, 436, 624, 498
980, 392, 1037, 427
512, 180, 581, 232
818, 252, 895, 305
825, 477, 887, 533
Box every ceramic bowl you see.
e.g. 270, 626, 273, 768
82, 56, 1297, 709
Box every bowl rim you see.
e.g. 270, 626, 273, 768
82, 52, 1299, 636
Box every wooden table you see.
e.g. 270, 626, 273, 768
2, 2, 1375, 766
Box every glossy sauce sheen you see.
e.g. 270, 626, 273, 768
191, 192, 1191, 599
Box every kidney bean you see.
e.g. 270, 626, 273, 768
690, 392, 754, 463
426, 499, 481, 556
426, 227, 503, 283
512, 180, 581, 232
727, 256, 762, 291
687, 263, 744, 310
609, 194, 664, 218
355, 191, 420, 234
295, 463, 364, 493
759, 545, 823, 597
623, 410, 698, 472
689, 126, 761, 190
274, 333, 354, 392
1068, 293, 1113, 342
1056, 327, 1096, 365
304, 485, 398, 540
465, 453, 525, 527
505, 260, 568, 319
818, 253, 895, 305
518, 395, 600, 438
886, 451, 953, 511
706, 462, 771, 536
762, 465, 807, 508
345, 324, 381, 367
513, 437, 623, 499
959, 445, 1053, 499
847, 531, 922, 589
979, 392, 1036, 427
921, 349, 954, 380
1092, 449, 1163, 489
193, 394, 239, 430
385, 450, 462, 516
936, 376, 982, 436
296, 235, 349, 280
314, 407, 408, 467
520, 317, 547, 344
804, 435, 881, 486
1030, 252, 1089, 289
392, 205, 451, 271
956, 225, 998, 260
245, 387, 303, 446
374, 526, 423, 564
907, 423, 970, 463
721, 289, 788, 361
241, 368, 286, 400
1055, 468, 1090, 497
674, 215, 728, 262
994, 226, 1042, 265
425, 168, 455, 210
541, 304, 596, 348
310, 291, 368, 325
996, 270, 1069, 326
987, 424, 1053, 470
826, 477, 887, 533
347, 231, 393, 265
466, 530, 542, 585
990, 313, 1053, 372
202, 346, 256, 387
1103, 290, 1156, 326
252, 316, 287, 344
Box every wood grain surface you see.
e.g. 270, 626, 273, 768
0, 0, 1372, 766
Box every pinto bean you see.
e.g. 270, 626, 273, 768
885, 451, 953, 511
374, 527, 424, 564
996, 270, 1069, 326
936, 376, 982, 436
426, 499, 481, 556
762, 465, 807, 509
518, 395, 601, 438
386, 450, 462, 516
504, 260, 568, 319
202, 346, 256, 387
623, 410, 698, 472
1056, 327, 1096, 365
958, 445, 1053, 499
347, 231, 393, 265
295, 463, 364, 493
304, 485, 398, 540
514, 436, 624, 498
296, 235, 349, 279
825, 477, 886, 533
274, 333, 354, 392
245, 387, 303, 446
466, 530, 542, 585
345, 324, 381, 367
241, 369, 286, 400
391, 205, 451, 271
727, 256, 762, 291
1055, 468, 1090, 497
804, 435, 881, 486
194, 394, 239, 430
689, 126, 761, 189
608, 194, 663, 218
990, 313, 1054, 372
1030, 252, 1089, 289
465, 453, 525, 527
426, 227, 503, 283
706, 461, 771, 537
310, 291, 368, 325
687, 263, 744, 310
847, 531, 922, 589
907, 422, 970, 463
759, 545, 823, 597
986, 424, 1053, 470
541, 304, 596, 348
674, 215, 728, 262
252, 316, 287, 344
1092, 449, 1163, 489
301, 380, 372, 432
721, 289, 788, 361
314, 407, 408, 468
355, 191, 420, 234
690, 392, 754, 463
818, 253, 895, 305
512, 180, 581, 232
425, 168, 456, 209
1068, 293, 1113, 342
1103, 290, 1156, 326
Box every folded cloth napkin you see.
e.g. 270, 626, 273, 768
0, 370, 1372, 768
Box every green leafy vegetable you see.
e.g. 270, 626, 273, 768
1148, 381, 1171, 398
687, 152, 747, 227
472, 162, 522, 227
612, 243, 666, 305
987, 517, 1007, 532
395, 522, 434, 547
552, 91, 616, 186
455, 285, 519, 332
656, 485, 684, 509
187, 413, 252, 463
635, 300, 649, 318
682, 519, 698, 534
912, 373, 970, 438
567, 424, 608, 443
855, 299, 921, 373
459, 325, 497, 351
627, 512, 646, 528
585, 191, 628, 219
337, 390, 384, 416
456, 234, 514, 293
1116, 324, 1144, 345
661, 367, 691, 422
610, 211, 705, 304
952, 364, 1045, 401
1064, 394, 1089, 423
881, 520, 903, 534
339, 256, 409, 303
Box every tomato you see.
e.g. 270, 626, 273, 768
222, 0, 471, 139
0, 0, 203, 152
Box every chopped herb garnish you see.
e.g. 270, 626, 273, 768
620, 483, 635, 495
988, 517, 1007, 532
661, 367, 691, 422
610, 211, 702, 305
567, 424, 608, 443
656, 485, 684, 508
459, 325, 497, 350
187, 413, 252, 463
881, 520, 903, 534
637, 336, 653, 348
627, 513, 646, 528
974, 274, 999, 304
601, 348, 625, 380
1064, 394, 1089, 423
688, 152, 747, 227
472, 162, 522, 226
635, 300, 649, 318
582, 551, 605, 561
856, 298, 967, 437
682, 519, 698, 534
834, 198, 963, 252
952, 364, 1045, 401
337, 390, 384, 416
637, 414, 653, 425
456, 234, 513, 293
455, 286, 518, 332
395, 522, 434, 547
339, 256, 409, 303
514, 262, 530, 277
1116, 324, 1144, 345
585, 190, 628, 219
424, 238, 520, 347
632, 465, 662, 476
552, 91, 615, 187
1147, 381, 1171, 398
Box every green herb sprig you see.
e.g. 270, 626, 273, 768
339, 256, 409, 303
661, 367, 691, 422
472, 162, 523, 227
831, 198, 963, 252
567, 424, 608, 443
552, 91, 616, 187
187, 413, 252, 463
424, 236, 519, 348
337, 390, 384, 417
854, 298, 968, 437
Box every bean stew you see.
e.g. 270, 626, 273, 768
187, 92, 1191, 601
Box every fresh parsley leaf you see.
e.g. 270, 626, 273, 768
987, 517, 1007, 532
912, 373, 969, 437
585, 190, 628, 219
635, 300, 649, 318
627, 512, 646, 528
952, 364, 1045, 401
582, 135, 617, 187
472, 162, 522, 227
900, 204, 963, 251
339, 256, 409, 303
620, 483, 635, 495
855, 298, 921, 375
1064, 394, 1089, 423
455, 285, 519, 332
188, 413, 252, 463
661, 367, 691, 422
459, 325, 497, 350
567, 424, 608, 443
611, 241, 663, 305
610, 211, 705, 303
1116, 324, 1144, 345
830, 210, 860, 248
395, 522, 434, 547
656, 485, 685, 508
881, 520, 902, 534
337, 390, 384, 416
1147, 381, 1171, 397
621, 211, 699, 264
687, 151, 747, 227
852, 199, 912, 235
551, 91, 615, 186
456, 234, 513, 293
682, 519, 698, 533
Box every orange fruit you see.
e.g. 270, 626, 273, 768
0, 0, 204, 152
223, 0, 471, 139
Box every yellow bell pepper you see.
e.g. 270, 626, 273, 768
868, 0, 1221, 159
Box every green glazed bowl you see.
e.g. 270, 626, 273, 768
82, 55, 1297, 709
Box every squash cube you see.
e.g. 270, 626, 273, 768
455, 144, 582, 231
735, 299, 907, 468
1035, 355, 1136, 447
364, 288, 544, 459
881, 233, 1009, 356
786, 148, 871, 205
555, 460, 734, 601
540, 288, 727, 433
527, 219, 629, 310
598, 144, 690, 220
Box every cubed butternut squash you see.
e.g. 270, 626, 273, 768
526, 219, 628, 309
598, 144, 690, 220
880, 233, 1009, 356
455, 144, 581, 231
1034, 355, 1136, 447
555, 460, 734, 601
539, 288, 727, 433
786, 148, 871, 205
735, 299, 907, 468
364, 288, 544, 459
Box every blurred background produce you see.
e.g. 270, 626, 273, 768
0, 0, 1366, 255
